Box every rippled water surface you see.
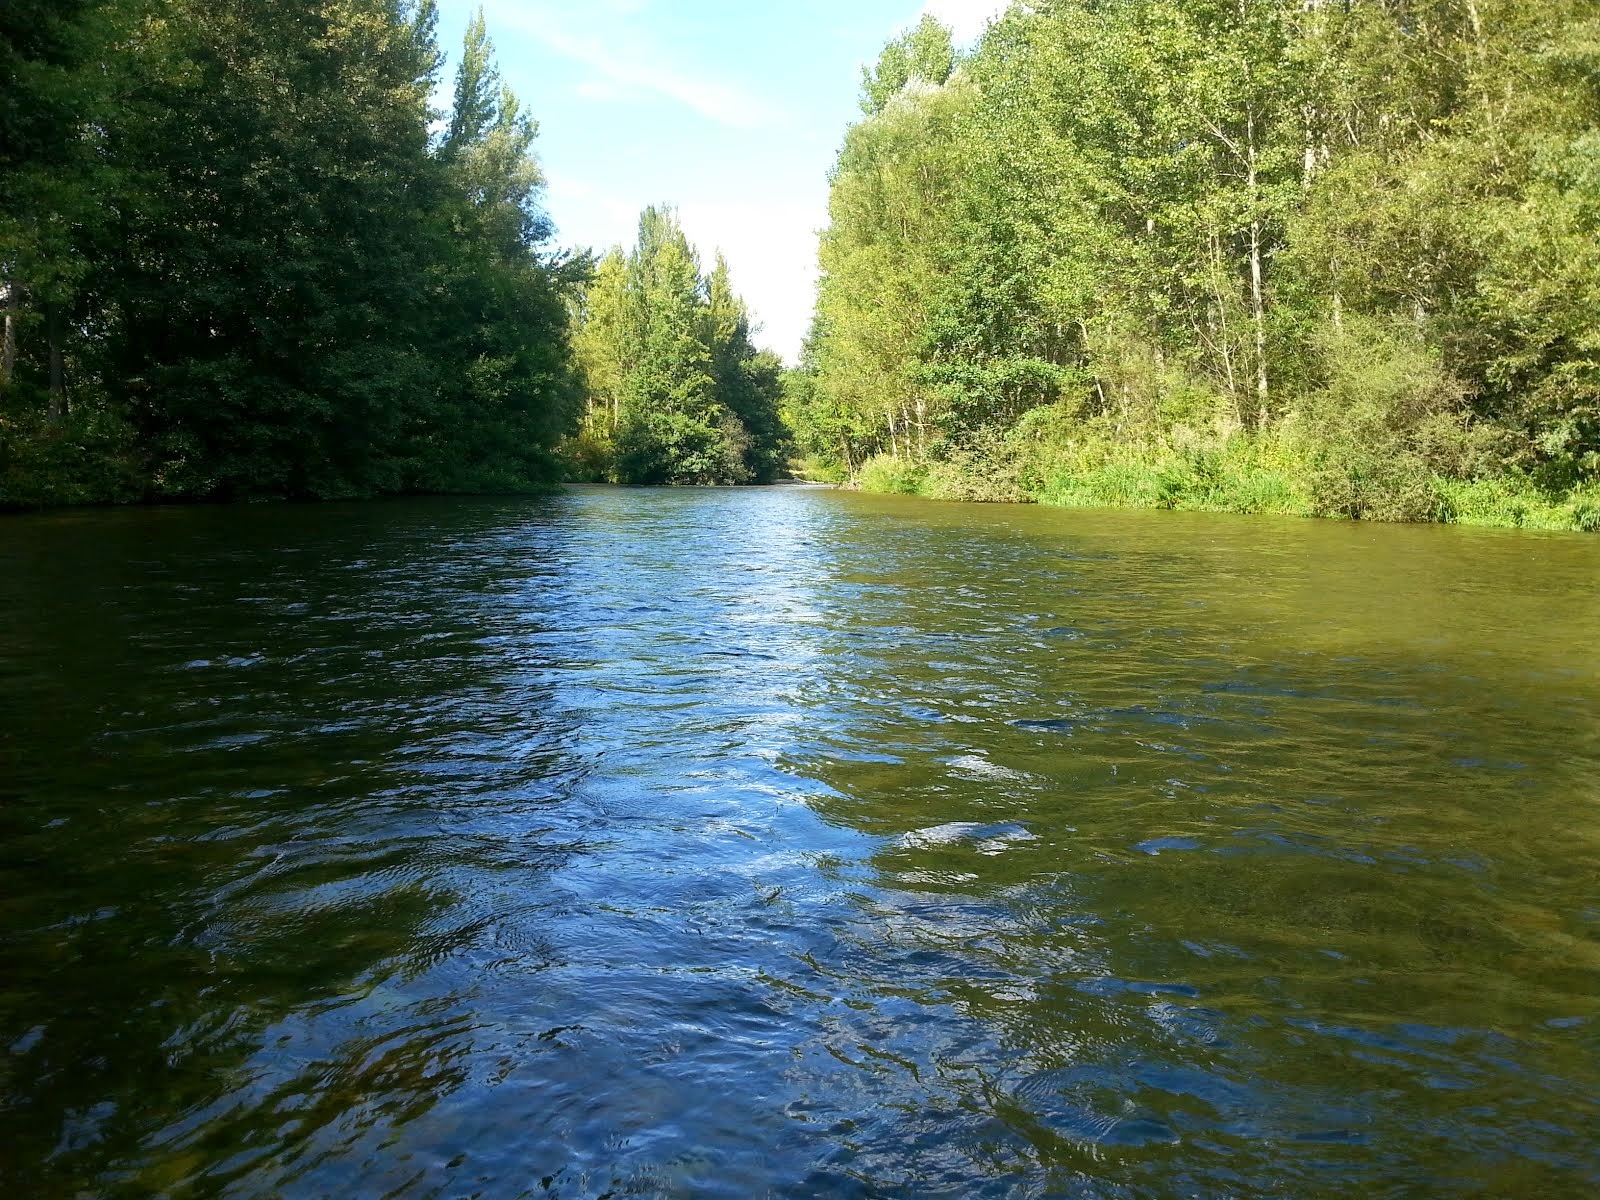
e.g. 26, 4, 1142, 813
2, 486, 1599, 1198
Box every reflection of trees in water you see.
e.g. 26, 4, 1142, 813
0, 500, 583, 1197
776, 511, 1600, 1194
4, 494, 1597, 1197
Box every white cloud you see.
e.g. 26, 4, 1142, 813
574, 78, 623, 102
541, 171, 640, 250
919, 0, 1010, 44
540, 27, 777, 129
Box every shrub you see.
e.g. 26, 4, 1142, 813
558, 428, 615, 482
0, 400, 143, 509
789, 454, 848, 484
856, 453, 927, 495
921, 431, 1028, 502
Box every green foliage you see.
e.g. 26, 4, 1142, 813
1435, 477, 1600, 532
445, 7, 498, 150
860, 15, 955, 116
915, 427, 1032, 503
856, 454, 927, 496
0, 398, 142, 507
788, 455, 849, 485
1284, 319, 1476, 522
568, 209, 787, 485
1, 0, 578, 508
801, 0, 1600, 531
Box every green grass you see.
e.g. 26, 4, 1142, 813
1434, 476, 1600, 532
853, 435, 1597, 532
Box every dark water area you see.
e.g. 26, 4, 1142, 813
2, 486, 1598, 1199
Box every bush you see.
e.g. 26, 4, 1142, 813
1035, 459, 1180, 509
557, 427, 614, 482
1285, 318, 1472, 522
856, 453, 927, 495
921, 431, 1028, 502
0, 400, 143, 509
1169, 434, 1314, 516
789, 454, 848, 483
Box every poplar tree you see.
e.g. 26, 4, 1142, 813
571, 209, 786, 486
798, 0, 1600, 524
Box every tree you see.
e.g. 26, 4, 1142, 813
805, 0, 1599, 526
0, 0, 131, 417
2, 0, 580, 507
860, 14, 956, 115
420, 8, 581, 491
570, 209, 787, 485
612, 208, 725, 484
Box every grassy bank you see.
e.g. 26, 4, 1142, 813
852, 421, 1600, 533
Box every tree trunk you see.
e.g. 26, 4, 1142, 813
47, 300, 66, 419
1208, 228, 1239, 414
1246, 111, 1269, 428
1, 276, 17, 387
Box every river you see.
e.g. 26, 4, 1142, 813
2, 486, 1598, 1198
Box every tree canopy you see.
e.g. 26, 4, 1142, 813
0, 0, 579, 505
792, 1, 1600, 529
7, 0, 1598, 530
568, 207, 788, 485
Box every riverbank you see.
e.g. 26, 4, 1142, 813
852, 425, 1600, 533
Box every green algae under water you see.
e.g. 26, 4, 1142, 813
1, 486, 1598, 1198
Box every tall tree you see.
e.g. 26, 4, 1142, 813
2, 0, 581, 507
421, 10, 580, 491
799, 0, 1599, 525
571, 209, 787, 486
614, 208, 726, 484
444, 6, 497, 150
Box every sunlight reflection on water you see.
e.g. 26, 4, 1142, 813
1, 486, 1598, 1198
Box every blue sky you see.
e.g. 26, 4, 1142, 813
433, 0, 1009, 362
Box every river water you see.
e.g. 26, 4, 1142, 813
2, 486, 1597, 1198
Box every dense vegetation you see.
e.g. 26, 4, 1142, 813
567, 207, 788, 485
1, 0, 580, 507
11, 0, 1598, 527
789, 2, 1600, 530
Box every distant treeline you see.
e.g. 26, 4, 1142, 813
0, 2, 776, 508
788, 1, 1600, 530
567, 207, 788, 486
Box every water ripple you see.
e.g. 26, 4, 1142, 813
0, 488, 1597, 1197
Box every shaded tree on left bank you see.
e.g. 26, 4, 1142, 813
0, 0, 580, 507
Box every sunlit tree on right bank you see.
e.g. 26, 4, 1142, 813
794, 1, 1600, 529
